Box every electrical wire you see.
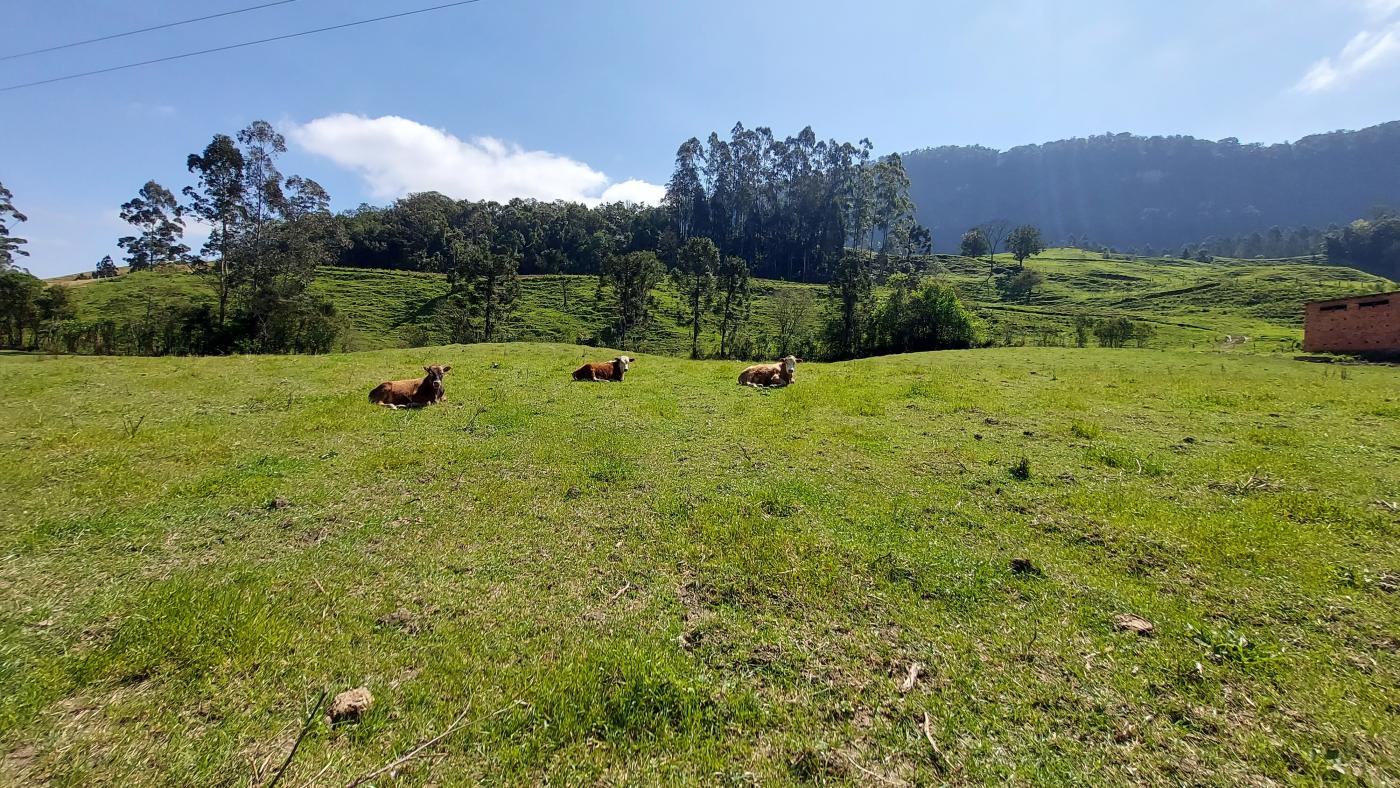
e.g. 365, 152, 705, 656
1, 0, 304, 62
1, 0, 486, 92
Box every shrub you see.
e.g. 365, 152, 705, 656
866, 276, 981, 356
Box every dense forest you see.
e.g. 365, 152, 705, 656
903, 122, 1400, 269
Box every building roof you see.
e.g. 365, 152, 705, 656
1305, 290, 1399, 307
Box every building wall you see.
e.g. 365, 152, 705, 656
1303, 292, 1400, 353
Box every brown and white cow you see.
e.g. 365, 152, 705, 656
739, 355, 799, 387
369, 365, 451, 408
572, 356, 632, 382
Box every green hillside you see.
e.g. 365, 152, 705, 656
1, 345, 1396, 783
56, 250, 1395, 355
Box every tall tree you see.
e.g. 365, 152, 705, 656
601, 251, 664, 350
185, 121, 341, 350
978, 219, 1011, 280
118, 181, 188, 271
446, 211, 521, 344
665, 137, 707, 241
824, 250, 874, 359
660, 124, 917, 284
183, 134, 245, 324
1007, 225, 1046, 265
672, 236, 718, 358
0, 180, 29, 270
714, 254, 751, 358
231, 120, 290, 302
872, 153, 915, 249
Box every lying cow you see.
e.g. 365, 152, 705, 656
573, 355, 632, 382
369, 364, 451, 408
739, 355, 800, 388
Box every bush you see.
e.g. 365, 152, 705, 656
866, 276, 980, 356
1094, 317, 1135, 348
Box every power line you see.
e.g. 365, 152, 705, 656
0, 0, 305, 62
0, 0, 486, 92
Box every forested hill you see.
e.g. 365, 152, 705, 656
903, 121, 1400, 253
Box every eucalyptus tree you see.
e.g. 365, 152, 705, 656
0, 180, 29, 270
118, 180, 188, 270
184, 134, 245, 324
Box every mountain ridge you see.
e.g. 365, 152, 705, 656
901, 120, 1400, 256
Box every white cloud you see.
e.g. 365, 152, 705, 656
182, 216, 212, 248
289, 114, 663, 207
600, 179, 667, 205
1295, 20, 1400, 92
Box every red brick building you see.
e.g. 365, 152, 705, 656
1303, 290, 1400, 354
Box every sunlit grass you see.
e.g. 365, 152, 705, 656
1, 344, 1396, 783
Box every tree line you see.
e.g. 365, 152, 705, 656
2, 120, 1222, 359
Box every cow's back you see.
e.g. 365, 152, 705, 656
370, 379, 418, 405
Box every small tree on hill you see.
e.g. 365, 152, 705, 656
1094, 317, 1135, 348
672, 236, 718, 358
601, 251, 664, 350
960, 228, 989, 259
95, 255, 118, 278
977, 219, 1011, 280
773, 288, 816, 358
1074, 315, 1093, 348
824, 249, 874, 359
714, 253, 751, 358
1007, 225, 1046, 265
868, 275, 980, 354
999, 267, 1045, 302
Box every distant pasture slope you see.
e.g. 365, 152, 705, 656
57, 249, 1394, 354
0, 345, 1396, 783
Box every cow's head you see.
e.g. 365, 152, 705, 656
615, 356, 632, 373
779, 355, 798, 375
424, 364, 451, 385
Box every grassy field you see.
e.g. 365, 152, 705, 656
1, 344, 1397, 784
55, 250, 1396, 356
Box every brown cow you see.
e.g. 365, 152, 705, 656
739, 355, 799, 388
369, 365, 451, 408
572, 355, 632, 382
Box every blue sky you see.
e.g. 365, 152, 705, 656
4, 0, 1400, 277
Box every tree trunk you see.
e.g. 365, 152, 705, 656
690, 287, 701, 359
484, 274, 496, 341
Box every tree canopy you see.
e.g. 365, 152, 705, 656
0, 180, 30, 270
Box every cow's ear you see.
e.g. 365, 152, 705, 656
443, 365, 452, 373
424, 366, 432, 373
